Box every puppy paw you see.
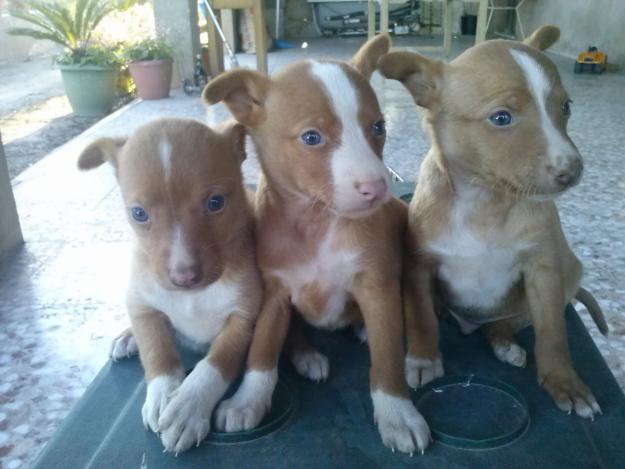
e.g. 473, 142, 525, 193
492, 342, 527, 368
372, 390, 431, 454
291, 350, 330, 382
405, 355, 444, 389
540, 369, 601, 419
353, 324, 368, 343
214, 369, 277, 433
142, 372, 184, 433
109, 329, 138, 361
158, 361, 228, 453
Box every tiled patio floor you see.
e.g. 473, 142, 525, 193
0, 35, 624, 468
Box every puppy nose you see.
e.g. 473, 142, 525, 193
553, 157, 583, 187
356, 179, 387, 202
170, 265, 202, 288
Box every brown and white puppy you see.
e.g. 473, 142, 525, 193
378, 26, 606, 418
202, 34, 431, 454
77, 118, 262, 453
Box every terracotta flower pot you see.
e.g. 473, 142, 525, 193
128, 59, 173, 100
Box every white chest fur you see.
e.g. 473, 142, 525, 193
427, 188, 530, 311
129, 273, 241, 347
270, 223, 360, 328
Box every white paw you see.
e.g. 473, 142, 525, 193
353, 324, 368, 343
158, 361, 228, 453
109, 330, 138, 361
405, 355, 444, 389
493, 343, 527, 368
372, 390, 431, 454
142, 372, 184, 433
291, 350, 330, 382
214, 369, 277, 433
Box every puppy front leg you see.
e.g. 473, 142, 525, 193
524, 261, 601, 418
403, 260, 443, 388
129, 307, 184, 434
158, 314, 255, 453
214, 279, 291, 432
353, 275, 431, 454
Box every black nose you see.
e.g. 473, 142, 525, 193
555, 171, 574, 186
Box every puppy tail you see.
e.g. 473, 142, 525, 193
575, 287, 609, 335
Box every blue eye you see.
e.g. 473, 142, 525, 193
205, 195, 225, 213
372, 120, 386, 137
562, 100, 572, 116
489, 110, 513, 127
301, 130, 322, 146
131, 206, 149, 223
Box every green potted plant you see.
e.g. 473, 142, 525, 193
123, 38, 173, 100
7, 0, 134, 117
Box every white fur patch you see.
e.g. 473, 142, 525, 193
428, 185, 529, 311
371, 390, 431, 454
158, 360, 228, 453
509, 49, 576, 166
129, 271, 242, 347
291, 350, 330, 382
158, 137, 172, 180
270, 221, 359, 328
142, 371, 184, 433
214, 368, 278, 432
168, 224, 194, 273
309, 62, 390, 213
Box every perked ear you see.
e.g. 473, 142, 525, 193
77, 137, 126, 171
220, 120, 247, 165
351, 33, 391, 80
377, 51, 443, 108
524, 25, 560, 51
202, 69, 271, 128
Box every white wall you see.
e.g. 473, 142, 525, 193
520, 0, 625, 68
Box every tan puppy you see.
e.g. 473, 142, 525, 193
202, 34, 431, 454
378, 26, 607, 419
77, 118, 262, 453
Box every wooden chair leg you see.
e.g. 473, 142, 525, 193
253, 0, 268, 74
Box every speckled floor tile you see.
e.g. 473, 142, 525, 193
0, 35, 623, 468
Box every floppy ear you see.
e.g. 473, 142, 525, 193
351, 33, 391, 80
77, 137, 126, 171
524, 25, 560, 51
377, 51, 443, 108
202, 69, 271, 128
220, 120, 247, 165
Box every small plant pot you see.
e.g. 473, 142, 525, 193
58, 64, 119, 117
128, 59, 173, 100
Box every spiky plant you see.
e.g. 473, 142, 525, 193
7, 0, 136, 63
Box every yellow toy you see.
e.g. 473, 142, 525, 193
575, 46, 607, 74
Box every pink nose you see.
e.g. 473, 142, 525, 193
169, 265, 202, 288
357, 179, 387, 202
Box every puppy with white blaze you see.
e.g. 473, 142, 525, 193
378, 25, 608, 419
77, 118, 262, 453
202, 34, 431, 454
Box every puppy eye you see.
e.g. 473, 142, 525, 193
372, 120, 386, 137
131, 206, 149, 223
562, 99, 572, 116
489, 110, 513, 127
301, 130, 323, 146
205, 195, 225, 213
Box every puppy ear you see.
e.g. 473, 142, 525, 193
351, 33, 391, 80
202, 69, 271, 128
221, 120, 247, 165
524, 25, 560, 51
77, 137, 126, 171
377, 51, 443, 108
